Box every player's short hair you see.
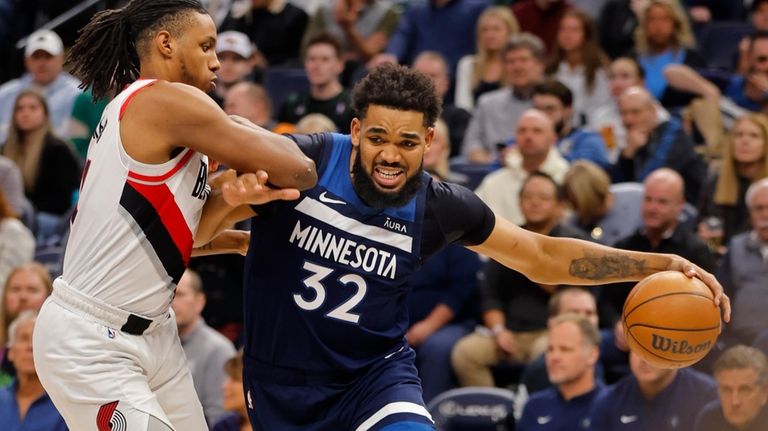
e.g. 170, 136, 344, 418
6, 310, 37, 348
67, 0, 209, 100
352, 63, 442, 128
713, 345, 768, 386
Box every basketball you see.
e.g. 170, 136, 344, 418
622, 271, 721, 369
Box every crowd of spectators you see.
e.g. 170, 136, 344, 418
2, 0, 768, 429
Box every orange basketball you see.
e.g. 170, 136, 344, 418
622, 271, 721, 369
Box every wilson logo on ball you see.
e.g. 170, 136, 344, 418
650, 334, 712, 355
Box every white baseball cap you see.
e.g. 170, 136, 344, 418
25, 29, 63, 57
216, 31, 253, 58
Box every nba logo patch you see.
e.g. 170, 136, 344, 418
107, 328, 116, 339
247, 390, 254, 410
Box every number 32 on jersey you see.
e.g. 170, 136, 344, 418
293, 261, 367, 324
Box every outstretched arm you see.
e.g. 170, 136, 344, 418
122, 81, 317, 190
195, 170, 297, 246
468, 217, 731, 321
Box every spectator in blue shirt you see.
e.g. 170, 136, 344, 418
725, 31, 768, 115
530, 80, 610, 170
589, 350, 717, 430
694, 345, 768, 431
0, 310, 67, 431
518, 314, 605, 431
382, 0, 488, 72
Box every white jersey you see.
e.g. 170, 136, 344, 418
61, 79, 209, 316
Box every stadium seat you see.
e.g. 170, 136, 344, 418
262, 67, 309, 114
427, 387, 516, 431
697, 22, 754, 72
448, 160, 497, 191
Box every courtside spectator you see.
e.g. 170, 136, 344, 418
462, 34, 544, 164
224, 82, 276, 131
517, 314, 604, 431
221, 0, 308, 67
172, 269, 236, 426
697, 114, 768, 250
0, 311, 66, 430
212, 31, 256, 103
211, 350, 252, 431
589, 350, 717, 430
454, 6, 520, 111
615, 86, 707, 203
1, 90, 80, 240
412, 51, 471, 158
0, 189, 34, 293
278, 34, 353, 133
0, 29, 81, 143
694, 345, 768, 431
546, 9, 612, 128
475, 109, 569, 225
719, 179, 768, 347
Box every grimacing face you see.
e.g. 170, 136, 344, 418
350, 105, 433, 208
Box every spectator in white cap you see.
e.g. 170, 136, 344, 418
0, 29, 81, 143
212, 30, 257, 103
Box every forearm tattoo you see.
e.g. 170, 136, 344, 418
569, 252, 646, 281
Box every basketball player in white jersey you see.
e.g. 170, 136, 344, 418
31, 1, 317, 430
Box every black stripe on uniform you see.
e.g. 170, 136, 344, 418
120, 183, 185, 285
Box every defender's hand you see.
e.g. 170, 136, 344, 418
222, 170, 300, 207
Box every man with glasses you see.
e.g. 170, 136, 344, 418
726, 30, 768, 115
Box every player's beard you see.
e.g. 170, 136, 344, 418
351, 150, 423, 209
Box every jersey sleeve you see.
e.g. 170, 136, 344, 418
285, 132, 329, 165
421, 181, 496, 258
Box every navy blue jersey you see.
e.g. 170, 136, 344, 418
589, 368, 717, 431
518, 385, 605, 431
243, 133, 495, 382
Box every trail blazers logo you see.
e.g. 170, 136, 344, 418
98, 401, 127, 431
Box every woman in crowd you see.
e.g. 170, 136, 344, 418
454, 6, 519, 111
0, 189, 34, 293
211, 350, 252, 431
697, 113, 768, 250
562, 160, 643, 246
0, 263, 52, 386
1, 90, 80, 238
546, 8, 611, 128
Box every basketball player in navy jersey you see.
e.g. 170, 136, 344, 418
31, 1, 316, 430
219, 63, 731, 431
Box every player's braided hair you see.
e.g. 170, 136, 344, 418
67, 0, 208, 100
352, 63, 442, 128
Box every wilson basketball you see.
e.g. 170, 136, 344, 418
622, 271, 720, 369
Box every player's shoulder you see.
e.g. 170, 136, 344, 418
427, 178, 474, 201
677, 367, 716, 389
